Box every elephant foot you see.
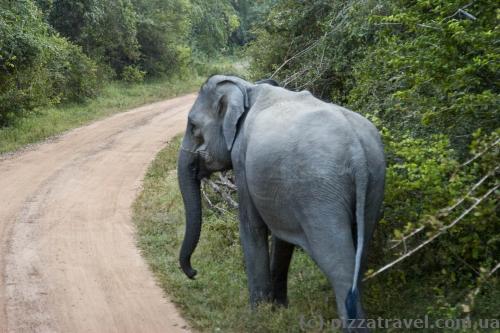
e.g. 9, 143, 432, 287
270, 290, 289, 307
249, 290, 273, 310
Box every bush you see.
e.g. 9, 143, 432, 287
121, 65, 146, 83
246, 0, 385, 102
132, 0, 191, 77
0, 1, 52, 125
48, 38, 101, 102
349, 0, 499, 147
0, 0, 101, 125
190, 0, 240, 56
46, 0, 141, 75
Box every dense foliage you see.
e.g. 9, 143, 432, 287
189, 0, 240, 56
0, 0, 269, 126
0, 0, 100, 125
248, 0, 499, 318
133, 0, 191, 77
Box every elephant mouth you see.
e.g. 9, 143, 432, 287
196, 154, 212, 180
197, 150, 227, 178
196, 167, 211, 180
180, 145, 212, 180
197, 149, 214, 164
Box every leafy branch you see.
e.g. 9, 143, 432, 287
388, 165, 499, 250
365, 183, 498, 281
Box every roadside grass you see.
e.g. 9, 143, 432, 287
134, 137, 499, 332
0, 57, 247, 154
0, 76, 202, 154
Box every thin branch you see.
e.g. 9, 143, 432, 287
216, 173, 237, 191
442, 2, 475, 21
205, 179, 238, 209
270, 40, 322, 79
417, 24, 442, 31
374, 22, 403, 26
490, 263, 500, 276
389, 167, 497, 249
270, 5, 349, 79
461, 262, 499, 314
282, 67, 312, 87
458, 8, 477, 20
442, 166, 497, 213
461, 138, 499, 167
201, 183, 214, 207
365, 184, 499, 281
389, 225, 425, 250
449, 250, 481, 275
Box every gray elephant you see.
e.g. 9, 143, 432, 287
177, 75, 385, 329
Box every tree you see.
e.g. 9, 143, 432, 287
0, 0, 99, 125
46, 0, 140, 75
190, 0, 240, 56
132, 0, 191, 76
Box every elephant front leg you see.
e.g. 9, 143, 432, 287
238, 191, 272, 307
270, 236, 294, 306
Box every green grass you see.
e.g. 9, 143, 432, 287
0, 76, 203, 154
133, 137, 499, 333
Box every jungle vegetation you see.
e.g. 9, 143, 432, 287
0, 0, 268, 126
247, 3, 499, 318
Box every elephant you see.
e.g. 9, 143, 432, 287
177, 75, 385, 329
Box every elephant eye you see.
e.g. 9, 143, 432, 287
191, 123, 202, 139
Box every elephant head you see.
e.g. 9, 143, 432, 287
177, 75, 251, 279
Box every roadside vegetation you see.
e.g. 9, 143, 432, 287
0, 77, 201, 153
0, 0, 257, 152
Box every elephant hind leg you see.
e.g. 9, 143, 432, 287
302, 213, 368, 331
270, 236, 294, 306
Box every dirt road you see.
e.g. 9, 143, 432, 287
0, 94, 197, 333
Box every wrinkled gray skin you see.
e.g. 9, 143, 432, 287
178, 75, 385, 331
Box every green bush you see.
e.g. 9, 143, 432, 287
121, 65, 146, 83
0, 1, 52, 124
349, 0, 499, 147
132, 0, 191, 77
349, 2, 499, 307
246, 0, 385, 102
190, 0, 240, 56
46, 0, 141, 75
0, 0, 101, 125
41, 0, 198, 78
48, 38, 101, 102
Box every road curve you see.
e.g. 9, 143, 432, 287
0, 94, 197, 333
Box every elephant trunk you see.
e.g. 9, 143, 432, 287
178, 144, 202, 279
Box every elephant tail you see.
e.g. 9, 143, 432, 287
345, 149, 368, 320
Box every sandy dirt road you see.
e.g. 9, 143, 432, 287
0, 94, 197, 333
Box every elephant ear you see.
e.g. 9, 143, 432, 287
218, 80, 249, 151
